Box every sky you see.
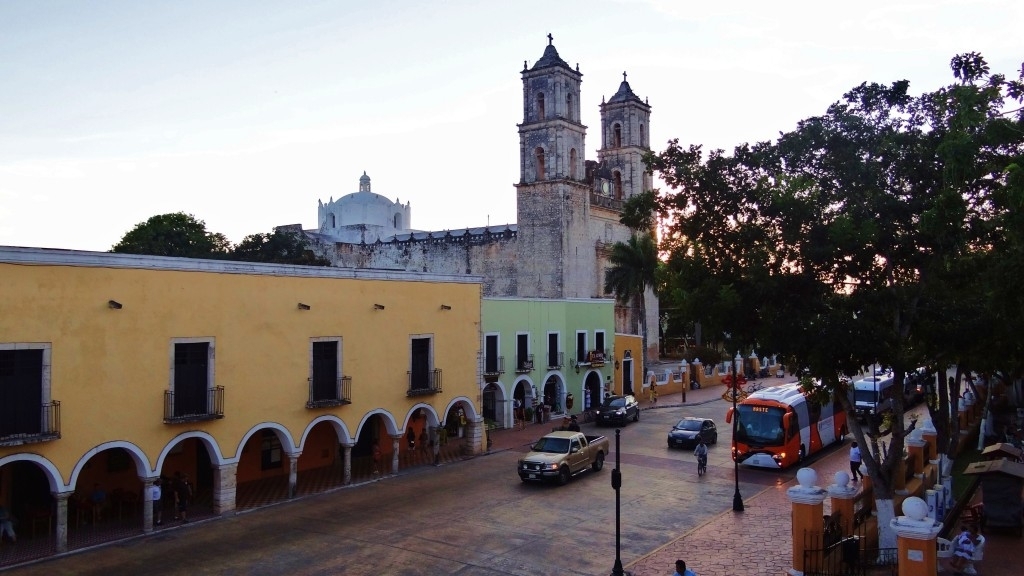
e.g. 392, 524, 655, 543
2, 0, 1021, 252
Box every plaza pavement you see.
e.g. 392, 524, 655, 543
493, 379, 1019, 576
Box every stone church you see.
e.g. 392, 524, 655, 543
298, 38, 659, 359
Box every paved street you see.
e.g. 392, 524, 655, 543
8, 380, 1014, 576
6, 383, 815, 576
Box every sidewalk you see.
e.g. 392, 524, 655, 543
489, 378, 1021, 576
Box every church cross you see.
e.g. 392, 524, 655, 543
548, 33, 553, 45
623, 71, 627, 82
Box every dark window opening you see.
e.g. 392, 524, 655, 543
312, 341, 339, 402
174, 342, 209, 417
0, 349, 43, 437
411, 338, 431, 391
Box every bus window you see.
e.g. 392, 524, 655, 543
735, 405, 785, 445
788, 410, 800, 441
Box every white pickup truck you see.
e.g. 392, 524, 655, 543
517, 431, 609, 485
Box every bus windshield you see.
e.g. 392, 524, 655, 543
734, 405, 786, 446
854, 390, 877, 404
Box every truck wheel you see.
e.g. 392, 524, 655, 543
634, 409, 640, 422
558, 466, 571, 485
592, 453, 605, 472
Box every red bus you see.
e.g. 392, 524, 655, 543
725, 382, 847, 469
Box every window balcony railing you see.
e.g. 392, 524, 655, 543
546, 351, 564, 370
407, 368, 442, 397
164, 386, 225, 423
0, 400, 61, 446
515, 354, 535, 373
483, 356, 504, 382
306, 376, 352, 409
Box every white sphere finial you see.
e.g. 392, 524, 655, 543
902, 496, 929, 521
834, 471, 850, 486
797, 467, 817, 488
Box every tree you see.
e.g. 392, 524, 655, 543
646, 53, 1024, 548
112, 213, 230, 258
604, 233, 657, 378
231, 228, 330, 266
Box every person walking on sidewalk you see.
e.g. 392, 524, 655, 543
849, 441, 863, 482
673, 559, 697, 576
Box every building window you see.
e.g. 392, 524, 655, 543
614, 123, 622, 148
393, 213, 402, 229
569, 148, 578, 180
595, 331, 606, 356
516, 333, 532, 372
535, 147, 546, 181
326, 213, 336, 228
536, 92, 545, 120
484, 333, 500, 374
310, 338, 342, 404
546, 332, 561, 368
614, 171, 623, 200
0, 344, 52, 440
576, 331, 587, 365
171, 339, 215, 418
410, 335, 433, 392
566, 93, 574, 121
639, 124, 645, 147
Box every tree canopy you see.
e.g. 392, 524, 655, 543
645, 52, 1024, 544
112, 214, 328, 266
112, 212, 231, 258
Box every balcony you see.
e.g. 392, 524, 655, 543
306, 376, 353, 409
407, 368, 442, 397
515, 354, 535, 374
546, 351, 564, 370
164, 386, 225, 424
0, 400, 61, 447
590, 192, 624, 211
482, 356, 504, 383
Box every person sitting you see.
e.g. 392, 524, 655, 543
567, 415, 581, 432
0, 505, 16, 543
949, 524, 976, 575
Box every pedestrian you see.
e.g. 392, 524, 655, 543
584, 387, 591, 411
372, 443, 382, 476
513, 397, 524, 430
0, 504, 16, 543
150, 478, 163, 526
406, 427, 416, 450
849, 441, 863, 482
567, 415, 580, 432
651, 383, 658, 405
173, 472, 192, 522
431, 427, 441, 466
673, 559, 697, 576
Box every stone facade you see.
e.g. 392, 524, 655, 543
303, 38, 660, 359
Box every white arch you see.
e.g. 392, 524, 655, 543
155, 431, 229, 471
0, 453, 68, 493
354, 409, 400, 440
440, 396, 479, 423
298, 415, 354, 450
400, 402, 441, 431
69, 440, 154, 490
233, 422, 300, 459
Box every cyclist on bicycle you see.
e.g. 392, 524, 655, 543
694, 437, 708, 476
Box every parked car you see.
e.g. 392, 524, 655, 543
595, 394, 640, 426
667, 417, 718, 449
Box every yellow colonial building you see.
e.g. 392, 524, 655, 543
0, 246, 482, 560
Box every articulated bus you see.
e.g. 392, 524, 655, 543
725, 382, 848, 469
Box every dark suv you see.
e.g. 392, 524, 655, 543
595, 394, 640, 426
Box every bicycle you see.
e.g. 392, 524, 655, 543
697, 454, 707, 477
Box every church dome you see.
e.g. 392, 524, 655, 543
607, 73, 646, 105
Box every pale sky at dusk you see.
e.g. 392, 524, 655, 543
2, 0, 1021, 251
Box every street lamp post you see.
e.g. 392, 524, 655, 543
610, 428, 631, 576
732, 354, 745, 512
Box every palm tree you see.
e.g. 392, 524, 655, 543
604, 233, 658, 380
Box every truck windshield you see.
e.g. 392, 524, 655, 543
734, 405, 785, 445
531, 437, 570, 453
